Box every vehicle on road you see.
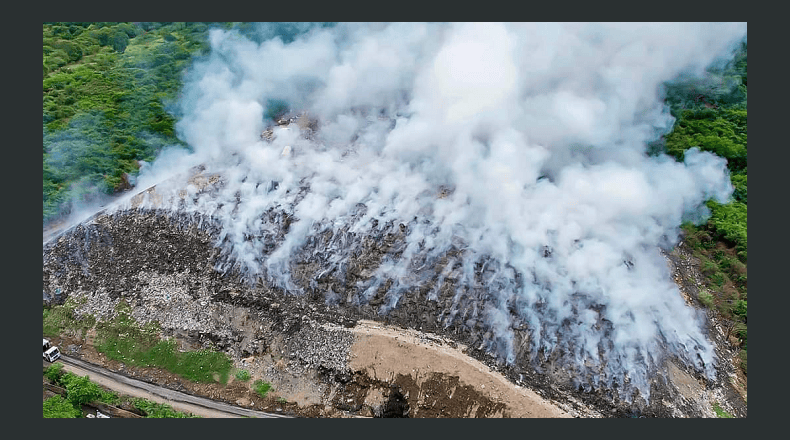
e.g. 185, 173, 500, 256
43, 338, 61, 362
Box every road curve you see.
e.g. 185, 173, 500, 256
47, 355, 292, 418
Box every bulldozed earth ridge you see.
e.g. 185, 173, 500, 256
42, 170, 747, 418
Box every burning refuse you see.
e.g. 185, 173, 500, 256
88, 23, 745, 403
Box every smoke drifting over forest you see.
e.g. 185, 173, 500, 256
123, 22, 747, 401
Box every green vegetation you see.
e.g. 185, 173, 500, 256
44, 362, 65, 382
44, 299, 234, 384
44, 363, 119, 406
43, 395, 82, 418
42, 22, 331, 223
93, 301, 233, 383
253, 379, 272, 398
235, 369, 251, 381
43, 23, 747, 402
43, 363, 197, 418
713, 402, 734, 418
697, 289, 715, 308
131, 397, 201, 418
665, 107, 747, 173
43, 22, 213, 222
264, 98, 290, 121
42, 365, 105, 417
61, 373, 104, 407
662, 40, 747, 377
43, 296, 95, 339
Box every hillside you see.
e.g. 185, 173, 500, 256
43, 23, 747, 417
661, 40, 748, 378
43, 22, 211, 221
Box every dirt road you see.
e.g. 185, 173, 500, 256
48, 355, 291, 418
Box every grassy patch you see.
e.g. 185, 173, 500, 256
697, 290, 715, 308
235, 369, 251, 381
713, 402, 734, 418
93, 301, 232, 384
739, 349, 747, 375
45, 299, 234, 386
98, 389, 121, 406
253, 380, 272, 398
43, 296, 95, 339
43, 395, 82, 418
132, 397, 201, 418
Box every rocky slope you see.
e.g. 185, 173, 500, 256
42, 171, 747, 417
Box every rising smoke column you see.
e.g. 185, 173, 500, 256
127, 22, 747, 401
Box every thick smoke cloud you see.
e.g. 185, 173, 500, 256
124, 22, 746, 401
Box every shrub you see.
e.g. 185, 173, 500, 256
253, 380, 272, 398
61, 373, 103, 407
99, 389, 120, 406
43, 395, 81, 418
44, 362, 65, 384
700, 259, 718, 275
132, 397, 200, 418
710, 271, 727, 287
698, 290, 715, 308
734, 299, 747, 319
235, 369, 251, 381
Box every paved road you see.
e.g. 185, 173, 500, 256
47, 355, 292, 418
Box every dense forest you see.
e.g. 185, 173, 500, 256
43, 22, 211, 219
43, 23, 747, 375
661, 40, 748, 375
43, 22, 336, 220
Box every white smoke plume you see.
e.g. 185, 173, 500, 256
123, 22, 747, 401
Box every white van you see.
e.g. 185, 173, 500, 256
43, 338, 61, 362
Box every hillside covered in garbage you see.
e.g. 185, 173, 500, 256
42, 161, 746, 417
44, 23, 747, 417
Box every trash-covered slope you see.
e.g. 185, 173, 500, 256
42, 169, 746, 417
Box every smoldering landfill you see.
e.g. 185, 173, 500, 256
117, 22, 747, 402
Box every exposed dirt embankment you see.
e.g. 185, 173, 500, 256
348, 320, 572, 417
43, 206, 746, 417
49, 318, 572, 418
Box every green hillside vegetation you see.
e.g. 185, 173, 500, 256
661, 40, 747, 375
43, 299, 234, 384
43, 22, 216, 222
43, 363, 200, 418
42, 22, 333, 223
